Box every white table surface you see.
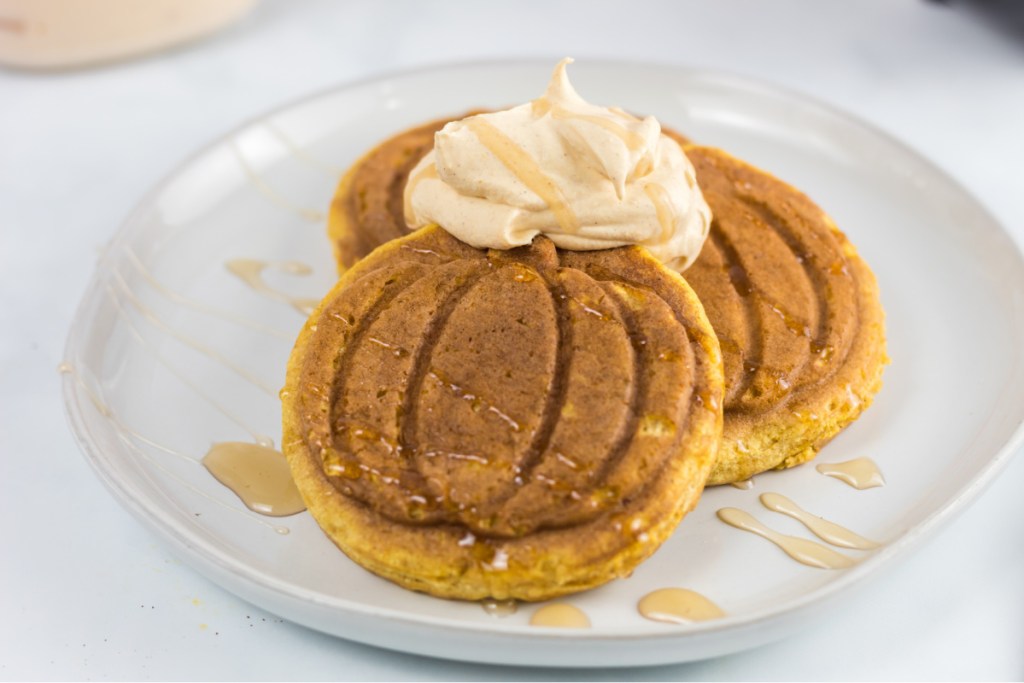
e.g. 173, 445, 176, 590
3, 0, 1023, 679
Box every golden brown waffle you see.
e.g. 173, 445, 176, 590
683, 146, 887, 484
282, 226, 723, 600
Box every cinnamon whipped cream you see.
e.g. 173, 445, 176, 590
404, 58, 712, 270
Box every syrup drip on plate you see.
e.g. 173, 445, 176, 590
638, 588, 724, 624
59, 362, 292, 534
108, 291, 274, 445
816, 457, 885, 490
202, 442, 306, 517
263, 121, 344, 176
716, 507, 856, 569
123, 246, 291, 340
229, 140, 326, 222
225, 258, 319, 316
759, 493, 879, 550
108, 275, 277, 395
529, 603, 590, 628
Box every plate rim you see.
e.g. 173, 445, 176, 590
61, 57, 1024, 663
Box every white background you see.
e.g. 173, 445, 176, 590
3, 0, 1024, 679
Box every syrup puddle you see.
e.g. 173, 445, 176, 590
759, 493, 879, 550
638, 588, 724, 624
716, 507, 856, 569
730, 478, 754, 490
816, 457, 885, 490
202, 442, 305, 517
529, 603, 590, 628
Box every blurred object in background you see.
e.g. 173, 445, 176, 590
0, 0, 255, 70
928, 0, 1024, 43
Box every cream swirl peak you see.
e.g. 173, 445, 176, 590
403, 58, 712, 270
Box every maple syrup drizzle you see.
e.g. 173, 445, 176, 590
465, 117, 579, 234
108, 289, 274, 445
225, 259, 319, 316
229, 140, 326, 222
426, 369, 521, 432
404, 162, 439, 203
644, 183, 677, 242
816, 457, 885, 490
529, 603, 591, 628
122, 247, 291, 340
108, 276, 276, 396
202, 442, 306, 517
263, 121, 344, 176
532, 97, 647, 151
716, 507, 856, 569
638, 588, 725, 624
759, 493, 880, 550
59, 362, 290, 534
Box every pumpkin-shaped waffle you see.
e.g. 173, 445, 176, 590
328, 113, 475, 272
282, 226, 723, 601
683, 146, 887, 484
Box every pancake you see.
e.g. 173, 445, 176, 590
683, 146, 887, 484
282, 225, 723, 601
328, 113, 476, 272
327, 114, 691, 273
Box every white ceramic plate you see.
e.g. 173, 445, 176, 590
62, 61, 1024, 667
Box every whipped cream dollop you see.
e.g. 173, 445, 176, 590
404, 58, 712, 270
